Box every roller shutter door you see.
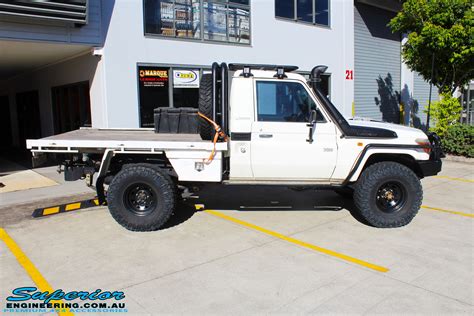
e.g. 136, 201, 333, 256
354, 3, 401, 122
412, 73, 439, 129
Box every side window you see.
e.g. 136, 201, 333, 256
256, 81, 325, 122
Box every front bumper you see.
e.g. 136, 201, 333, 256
418, 159, 442, 177
417, 132, 443, 177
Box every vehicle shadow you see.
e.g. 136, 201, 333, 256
163, 185, 371, 230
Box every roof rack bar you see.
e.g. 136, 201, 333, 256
228, 63, 299, 72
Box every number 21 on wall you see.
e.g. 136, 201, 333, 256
345, 70, 354, 80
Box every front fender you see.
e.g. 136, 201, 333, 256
346, 145, 428, 183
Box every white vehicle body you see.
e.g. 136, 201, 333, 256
27, 70, 433, 186
27, 63, 443, 230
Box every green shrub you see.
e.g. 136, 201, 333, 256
426, 93, 462, 137
441, 124, 474, 158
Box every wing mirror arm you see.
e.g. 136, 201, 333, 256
306, 110, 317, 144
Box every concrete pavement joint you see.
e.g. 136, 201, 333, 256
273, 269, 373, 313
204, 209, 389, 272
380, 269, 474, 307
119, 212, 358, 293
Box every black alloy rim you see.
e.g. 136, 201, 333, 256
375, 181, 407, 213
124, 183, 156, 216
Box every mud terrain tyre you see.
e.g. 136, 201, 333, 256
107, 165, 176, 231
198, 74, 215, 141
353, 161, 422, 228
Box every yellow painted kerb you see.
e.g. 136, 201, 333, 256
0, 228, 74, 316
65, 203, 81, 211
43, 206, 60, 215
204, 209, 389, 273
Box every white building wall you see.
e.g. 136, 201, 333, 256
99, 0, 355, 128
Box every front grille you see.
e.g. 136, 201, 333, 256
0, 0, 88, 25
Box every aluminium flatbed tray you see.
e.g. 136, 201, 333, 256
26, 128, 228, 154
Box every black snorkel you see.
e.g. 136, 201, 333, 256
309, 65, 328, 92
308, 65, 397, 139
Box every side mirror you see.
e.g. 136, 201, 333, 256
307, 110, 317, 144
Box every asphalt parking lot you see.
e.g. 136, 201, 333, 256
0, 160, 473, 314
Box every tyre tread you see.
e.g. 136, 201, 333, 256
354, 161, 422, 228
107, 165, 176, 231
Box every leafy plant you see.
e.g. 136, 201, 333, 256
441, 124, 474, 157
426, 93, 462, 136
389, 0, 474, 94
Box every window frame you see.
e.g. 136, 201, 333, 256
143, 0, 252, 46
274, 0, 331, 28
254, 78, 328, 124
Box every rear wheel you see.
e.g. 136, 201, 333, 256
198, 74, 215, 141
353, 161, 422, 228
107, 165, 176, 231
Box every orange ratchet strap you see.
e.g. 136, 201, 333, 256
197, 112, 228, 164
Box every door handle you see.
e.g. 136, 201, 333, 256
259, 134, 273, 138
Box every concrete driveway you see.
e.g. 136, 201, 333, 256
0, 160, 473, 314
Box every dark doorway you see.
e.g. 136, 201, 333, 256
0, 95, 12, 147
16, 90, 41, 148
52, 81, 91, 134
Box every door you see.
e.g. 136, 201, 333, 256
251, 80, 337, 181
16, 91, 41, 148
0, 96, 12, 147
52, 81, 91, 134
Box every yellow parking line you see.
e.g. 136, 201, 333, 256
43, 206, 60, 216
65, 202, 81, 211
421, 205, 474, 218
0, 228, 73, 316
434, 175, 474, 183
204, 209, 389, 273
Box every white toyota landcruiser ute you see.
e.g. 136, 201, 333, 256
27, 63, 443, 231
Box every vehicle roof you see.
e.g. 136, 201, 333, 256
232, 69, 307, 81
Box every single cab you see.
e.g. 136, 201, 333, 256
27, 63, 443, 231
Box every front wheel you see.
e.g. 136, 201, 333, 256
107, 165, 176, 231
353, 162, 422, 228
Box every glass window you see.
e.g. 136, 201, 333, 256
275, 0, 294, 20
172, 69, 201, 107
144, 0, 251, 44
275, 0, 330, 26
203, 2, 227, 41
297, 0, 312, 23
138, 66, 170, 127
138, 66, 208, 127
228, 6, 250, 43
315, 0, 329, 25
256, 81, 324, 122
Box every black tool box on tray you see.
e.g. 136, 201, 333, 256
154, 107, 199, 134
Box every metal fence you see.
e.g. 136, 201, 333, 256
460, 83, 474, 125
